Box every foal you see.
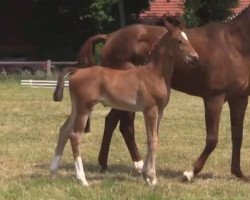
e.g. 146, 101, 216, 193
50, 22, 198, 186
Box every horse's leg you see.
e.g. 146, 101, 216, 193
228, 96, 248, 179
71, 110, 90, 186
98, 109, 121, 172
183, 94, 225, 181
142, 107, 159, 186
50, 109, 75, 178
84, 114, 91, 133
119, 111, 143, 173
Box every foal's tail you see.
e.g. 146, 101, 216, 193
53, 67, 77, 101
53, 34, 107, 102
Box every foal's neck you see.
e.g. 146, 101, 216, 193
146, 37, 174, 80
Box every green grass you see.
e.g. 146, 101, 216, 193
1, 80, 250, 200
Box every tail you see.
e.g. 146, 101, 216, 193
53, 34, 107, 102
53, 67, 77, 101
78, 34, 107, 65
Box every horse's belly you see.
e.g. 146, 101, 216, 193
100, 94, 143, 112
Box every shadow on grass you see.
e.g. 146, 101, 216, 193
16, 162, 250, 184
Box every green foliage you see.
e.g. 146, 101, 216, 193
31, 0, 150, 60
182, 0, 239, 27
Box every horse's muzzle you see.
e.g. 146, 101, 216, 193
186, 54, 199, 64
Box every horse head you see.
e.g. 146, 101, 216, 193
164, 21, 199, 66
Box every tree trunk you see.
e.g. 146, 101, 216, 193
118, 0, 126, 27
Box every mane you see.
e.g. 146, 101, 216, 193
221, 5, 250, 24
148, 33, 168, 56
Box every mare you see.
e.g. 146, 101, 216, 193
53, 5, 250, 181
50, 22, 198, 186
97, 6, 250, 181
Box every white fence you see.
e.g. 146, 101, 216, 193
21, 80, 69, 88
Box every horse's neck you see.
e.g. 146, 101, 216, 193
227, 7, 250, 41
146, 42, 174, 80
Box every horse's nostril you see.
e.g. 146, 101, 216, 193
193, 56, 198, 62
186, 55, 198, 64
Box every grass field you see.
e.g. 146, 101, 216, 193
1, 79, 250, 200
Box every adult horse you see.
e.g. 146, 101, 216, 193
101, 7, 250, 181
53, 6, 250, 181
50, 22, 198, 186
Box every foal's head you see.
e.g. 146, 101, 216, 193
163, 21, 198, 66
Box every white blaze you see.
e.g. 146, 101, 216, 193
181, 31, 188, 41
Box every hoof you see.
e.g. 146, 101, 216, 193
231, 169, 245, 179
78, 179, 89, 187
231, 170, 249, 182
142, 171, 157, 186
76, 176, 89, 187
182, 171, 194, 182
143, 176, 157, 186
50, 169, 58, 179
100, 166, 108, 173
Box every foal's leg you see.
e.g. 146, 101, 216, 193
50, 111, 75, 177
228, 96, 248, 179
183, 94, 225, 181
98, 109, 121, 172
119, 111, 143, 173
84, 115, 91, 133
71, 111, 90, 186
142, 107, 159, 185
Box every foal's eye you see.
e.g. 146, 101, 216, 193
178, 40, 182, 44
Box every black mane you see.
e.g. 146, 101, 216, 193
222, 5, 250, 23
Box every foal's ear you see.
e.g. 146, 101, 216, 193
164, 20, 177, 35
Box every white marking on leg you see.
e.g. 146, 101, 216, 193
75, 156, 89, 186
134, 160, 144, 173
181, 31, 188, 41
151, 178, 157, 186
50, 155, 61, 177
183, 170, 194, 181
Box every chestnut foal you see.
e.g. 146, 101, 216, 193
50, 22, 198, 186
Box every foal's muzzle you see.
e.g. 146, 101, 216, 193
186, 53, 199, 64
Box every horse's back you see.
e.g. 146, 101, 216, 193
102, 24, 166, 67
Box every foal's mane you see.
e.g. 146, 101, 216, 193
147, 32, 169, 56
222, 5, 250, 24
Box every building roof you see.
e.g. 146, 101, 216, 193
140, 0, 184, 23
139, 0, 250, 23
232, 0, 250, 13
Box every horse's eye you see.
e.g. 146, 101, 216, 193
178, 40, 182, 44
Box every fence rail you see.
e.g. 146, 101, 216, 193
0, 60, 77, 76
21, 79, 69, 88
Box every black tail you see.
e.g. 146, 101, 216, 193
53, 67, 76, 101
53, 34, 107, 102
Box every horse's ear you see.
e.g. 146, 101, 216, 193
164, 20, 177, 35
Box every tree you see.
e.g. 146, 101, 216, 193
31, 0, 150, 60
182, 0, 239, 27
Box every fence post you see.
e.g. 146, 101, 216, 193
46, 59, 52, 77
